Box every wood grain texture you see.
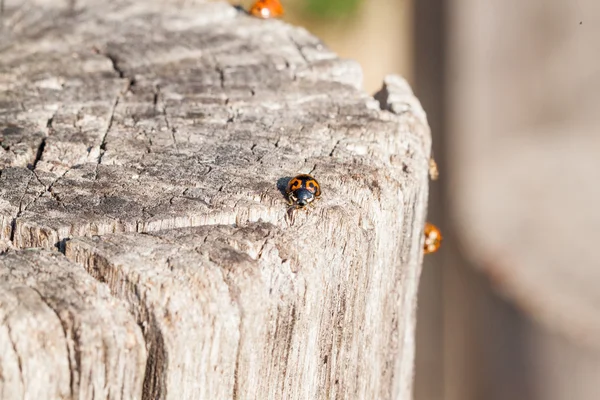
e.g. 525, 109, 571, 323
0, 0, 431, 398
0, 250, 146, 399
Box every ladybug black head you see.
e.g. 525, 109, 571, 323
294, 188, 314, 207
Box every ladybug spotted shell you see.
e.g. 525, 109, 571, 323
423, 222, 442, 254
286, 174, 321, 207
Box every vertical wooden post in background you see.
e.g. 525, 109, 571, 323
414, 0, 600, 399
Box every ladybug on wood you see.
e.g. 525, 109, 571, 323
286, 174, 321, 209
249, 0, 284, 19
423, 222, 442, 254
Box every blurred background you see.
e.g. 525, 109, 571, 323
236, 0, 600, 398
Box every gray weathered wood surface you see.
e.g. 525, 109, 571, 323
0, 1, 431, 398
0, 249, 147, 399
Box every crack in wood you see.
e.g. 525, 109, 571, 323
95, 95, 120, 180
6, 172, 35, 243
15, 173, 33, 215
4, 320, 26, 391
30, 137, 46, 170
281, 304, 297, 392
329, 139, 341, 157
152, 85, 160, 113
27, 108, 58, 171
216, 65, 225, 89
104, 53, 125, 79
287, 33, 309, 67
162, 106, 179, 153
29, 286, 77, 398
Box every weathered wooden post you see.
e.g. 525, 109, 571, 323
0, 1, 431, 398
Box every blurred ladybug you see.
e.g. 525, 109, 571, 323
286, 174, 321, 208
249, 0, 284, 19
423, 222, 442, 254
428, 157, 439, 181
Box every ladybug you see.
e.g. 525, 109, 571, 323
249, 0, 284, 19
286, 174, 321, 208
423, 222, 442, 254
428, 157, 439, 181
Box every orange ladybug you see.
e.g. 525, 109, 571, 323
423, 222, 442, 254
286, 174, 321, 208
249, 0, 284, 19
